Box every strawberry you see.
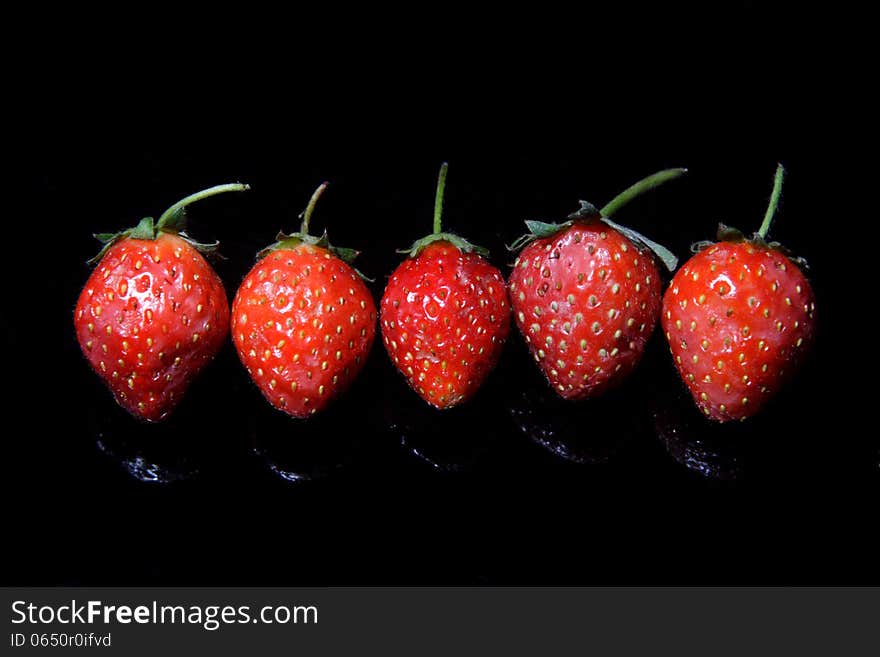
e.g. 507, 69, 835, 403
508, 169, 685, 399
231, 183, 376, 418
661, 164, 816, 422
74, 183, 248, 422
380, 163, 510, 409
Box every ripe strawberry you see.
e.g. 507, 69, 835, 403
661, 164, 816, 422
74, 183, 248, 422
380, 163, 510, 409
508, 169, 685, 399
232, 183, 376, 418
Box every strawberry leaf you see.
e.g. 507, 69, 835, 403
527, 220, 572, 238
329, 245, 361, 264
509, 204, 678, 271
600, 216, 678, 271
690, 222, 810, 272
86, 183, 248, 266
717, 223, 746, 242
157, 206, 188, 233
129, 216, 156, 240
258, 231, 373, 281
566, 200, 601, 221
399, 232, 490, 258
507, 221, 573, 252
509, 169, 684, 269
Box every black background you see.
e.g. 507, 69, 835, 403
7, 5, 874, 585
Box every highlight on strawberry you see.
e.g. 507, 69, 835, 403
74, 183, 249, 422
508, 168, 686, 400
661, 164, 816, 422
231, 183, 377, 419
380, 163, 511, 409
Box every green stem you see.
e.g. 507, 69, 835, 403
600, 168, 688, 218
757, 164, 785, 240
301, 182, 329, 235
156, 183, 250, 229
433, 162, 448, 234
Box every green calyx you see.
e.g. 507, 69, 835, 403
691, 164, 808, 269
397, 162, 490, 258
258, 182, 372, 281
507, 168, 686, 272
88, 183, 250, 265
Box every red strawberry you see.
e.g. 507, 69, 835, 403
231, 183, 376, 418
508, 169, 685, 399
74, 184, 248, 421
380, 163, 510, 409
661, 164, 816, 422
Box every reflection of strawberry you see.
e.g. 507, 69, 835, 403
662, 165, 816, 422
508, 169, 684, 399
380, 163, 510, 409
232, 183, 376, 418
74, 184, 248, 421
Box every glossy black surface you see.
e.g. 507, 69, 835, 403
7, 8, 871, 585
